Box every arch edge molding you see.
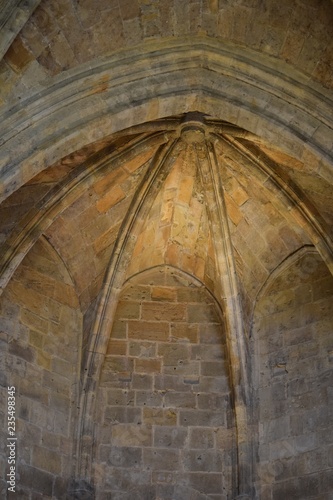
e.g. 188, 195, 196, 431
1, 36, 332, 202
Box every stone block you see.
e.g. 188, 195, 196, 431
134, 358, 161, 373
51, 357, 73, 379
141, 302, 187, 321
262, 416, 290, 442
154, 374, 191, 392
41, 430, 59, 450
17, 396, 32, 421
158, 343, 190, 366
143, 448, 180, 470
8, 340, 34, 363
152, 471, 175, 484
20, 465, 54, 496
269, 439, 295, 461
328, 445, 333, 467
100, 371, 129, 387
111, 424, 152, 447
143, 408, 177, 426
272, 477, 303, 500
312, 276, 333, 301
183, 449, 223, 472
288, 377, 311, 397
96, 185, 126, 213
320, 468, 333, 493
104, 468, 151, 491
170, 323, 199, 343
19, 380, 49, 405
19, 421, 42, 447
92, 223, 120, 256
290, 414, 304, 436
197, 393, 226, 411
104, 407, 141, 425
32, 446, 62, 474
131, 373, 153, 390
50, 393, 70, 414
294, 433, 316, 453
135, 390, 163, 407
199, 324, 225, 344
116, 301, 140, 319
179, 409, 224, 427
191, 344, 224, 361
154, 426, 188, 448
215, 427, 234, 450
225, 191, 243, 226
184, 472, 222, 494
284, 325, 313, 346
53, 281, 79, 308
305, 448, 328, 473
187, 304, 219, 323
107, 389, 135, 406
164, 360, 200, 377
29, 330, 44, 349
93, 167, 127, 196
189, 427, 214, 449
164, 392, 196, 408
151, 286, 177, 301
42, 371, 70, 396
107, 340, 127, 356
60, 435, 72, 457
53, 476, 70, 498
196, 376, 230, 394
128, 321, 169, 341
100, 446, 142, 468
53, 410, 69, 435
104, 356, 133, 374
128, 341, 156, 358
110, 320, 127, 339
183, 376, 200, 385
201, 361, 225, 377
122, 285, 151, 301
36, 350, 52, 370
176, 287, 212, 304
20, 308, 48, 334
269, 382, 286, 402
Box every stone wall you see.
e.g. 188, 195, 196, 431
2, 0, 333, 107
253, 250, 333, 499
94, 267, 236, 499
0, 238, 81, 498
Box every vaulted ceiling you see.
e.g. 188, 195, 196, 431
1, 0, 332, 348
0, 2, 332, 498
0, 110, 332, 349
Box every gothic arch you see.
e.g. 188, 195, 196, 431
1, 38, 332, 202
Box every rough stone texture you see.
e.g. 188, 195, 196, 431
0, 0, 41, 59
253, 251, 333, 499
126, 145, 218, 291
95, 268, 236, 498
0, 0, 332, 108
0, 238, 81, 498
0, 1, 332, 499
214, 138, 312, 330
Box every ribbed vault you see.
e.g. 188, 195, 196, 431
1, 2, 333, 499
32, 113, 328, 498
1, 113, 331, 315
0, 78, 332, 500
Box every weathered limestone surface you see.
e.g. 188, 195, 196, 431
0, 239, 81, 498
253, 251, 333, 499
95, 269, 236, 499
1, 0, 333, 103
0, 1, 332, 499
0, 0, 41, 59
